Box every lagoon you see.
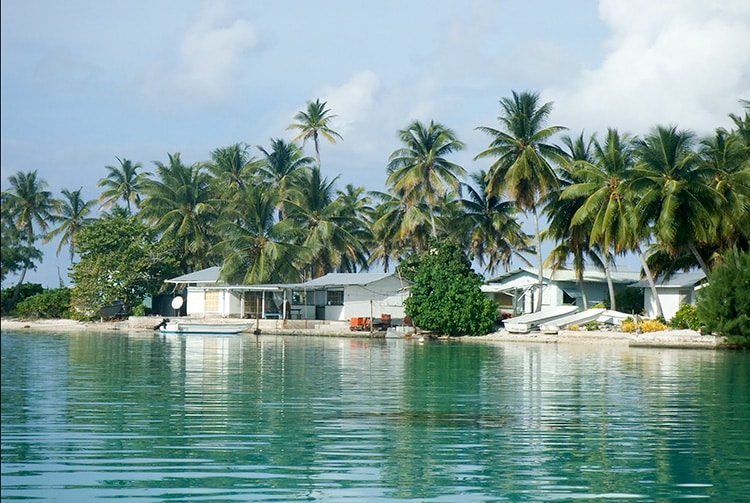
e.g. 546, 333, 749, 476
1, 330, 749, 502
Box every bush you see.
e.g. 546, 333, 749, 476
670, 303, 700, 330
697, 248, 750, 347
1, 283, 44, 314
621, 317, 670, 333
404, 241, 498, 336
14, 287, 71, 319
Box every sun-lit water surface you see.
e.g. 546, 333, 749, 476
1, 330, 749, 502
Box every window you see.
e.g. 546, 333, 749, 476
327, 290, 344, 306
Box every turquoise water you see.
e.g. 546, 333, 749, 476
1, 330, 749, 502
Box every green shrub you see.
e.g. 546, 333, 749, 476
670, 303, 700, 330
697, 248, 750, 347
14, 288, 72, 319
404, 241, 498, 336
1, 283, 44, 314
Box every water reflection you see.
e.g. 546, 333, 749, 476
2, 330, 748, 501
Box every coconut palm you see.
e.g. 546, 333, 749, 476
630, 125, 722, 278
2, 170, 59, 306
97, 157, 145, 215
207, 143, 262, 200
46, 187, 96, 261
140, 153, 218, 272
214, 184, 303, 284
386, 119, 466, 239
257, 138, 315, 220
461, 170, 530, 275
475, 90, 567, 311
287, 98, 343, 168
285, 167, 369, 278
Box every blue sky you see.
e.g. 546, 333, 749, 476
2, 0, 749, 288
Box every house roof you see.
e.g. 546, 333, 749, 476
630, 270, 706, 289
300, 273, 401, 288
165, 266, 222, 284
488, 266, 640, 286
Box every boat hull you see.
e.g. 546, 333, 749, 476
159, 322, 253, 335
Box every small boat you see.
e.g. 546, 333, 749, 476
157, 320, 253, 335
503, 306, 579, 334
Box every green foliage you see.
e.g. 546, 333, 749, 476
396, 252, 421, 283
671, 303, 701, 330
615, 287, 645, 315
69, 214, 180, 319
697, 248, 750, 346
1, 283, 44, 315
14, 288, 71, 319
404, 241, 498, 336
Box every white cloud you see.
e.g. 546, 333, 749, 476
318, 71, 381, 136
549, 0, 750, 137
136, 2, 260, 109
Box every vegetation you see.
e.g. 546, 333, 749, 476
696, 248, 750, 346
671, 304, 701, 331
15, 288, 71, 319
404, 242, 498, 337
621, 318, 670, 333
68, 215, 179, 319
1, 94, 748, 324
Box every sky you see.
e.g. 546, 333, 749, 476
2, 0, 749, 288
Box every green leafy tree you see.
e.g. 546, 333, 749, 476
0, 208, 42, 286
257, 138, 314, 220
15, 287, 71, 319
697, 248, 750, 345
46, 187, 96, 261
404, 241, 498, 336
69, 215, 179, 318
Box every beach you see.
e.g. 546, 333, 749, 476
0, 317, 726, 349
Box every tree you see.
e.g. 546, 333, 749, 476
140, 153, 218, 272
0, 205, 42, 285
285, 167, 369, 278
404, 241, 498, 336
630, 126, 721, 278
697, 248, 750, 345
69, 214, 179, 318
475, 91, 567, 311
461, 170, 530, 275
386, 120, 466, 240
97, 157, 145, 215
2, 170, 58, 309
257, 138, 314, 220
46, 187, 96, 261
213, 184, 303, 284
287, 98, 343, 168
207, 143, 261, 201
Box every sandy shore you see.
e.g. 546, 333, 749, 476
1, 317, 727, 349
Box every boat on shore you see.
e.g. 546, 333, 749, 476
156, 319, 253, 335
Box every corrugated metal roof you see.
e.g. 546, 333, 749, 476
630, 270, 706, 289
165, 266, 222, 284
300, 273, 398, 288
488, 266, 640, 285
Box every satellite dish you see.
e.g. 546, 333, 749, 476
171, 296, 184, 310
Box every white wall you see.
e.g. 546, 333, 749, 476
342, 277, 408, 321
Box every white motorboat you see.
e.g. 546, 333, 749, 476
158, 320, 253, 335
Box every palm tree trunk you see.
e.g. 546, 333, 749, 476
533, 208, 544, 312
9, 265, 28, 312
602, 255, 617, 311
688, 242, 711, 278
577, 268, 589, 310
635, 244, 664, 319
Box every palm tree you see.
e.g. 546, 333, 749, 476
285, 167, 369, 278
630, 125, 721, 278
207, 143, 261, 200
386, 119, 466, 239
46, 187, 96, 262
214, 184, 303, 284
257, 138, 315, 220
2, 170, 59, 307
475, 90, 567, 311
287, 98, 343, 168
461, 170, 530, 275
97, 157, 145, 215
140, 153, 218, 272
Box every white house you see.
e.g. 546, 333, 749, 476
164, 268, 410, 323
630, 271, 706, 321
482, 266, 641, 315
